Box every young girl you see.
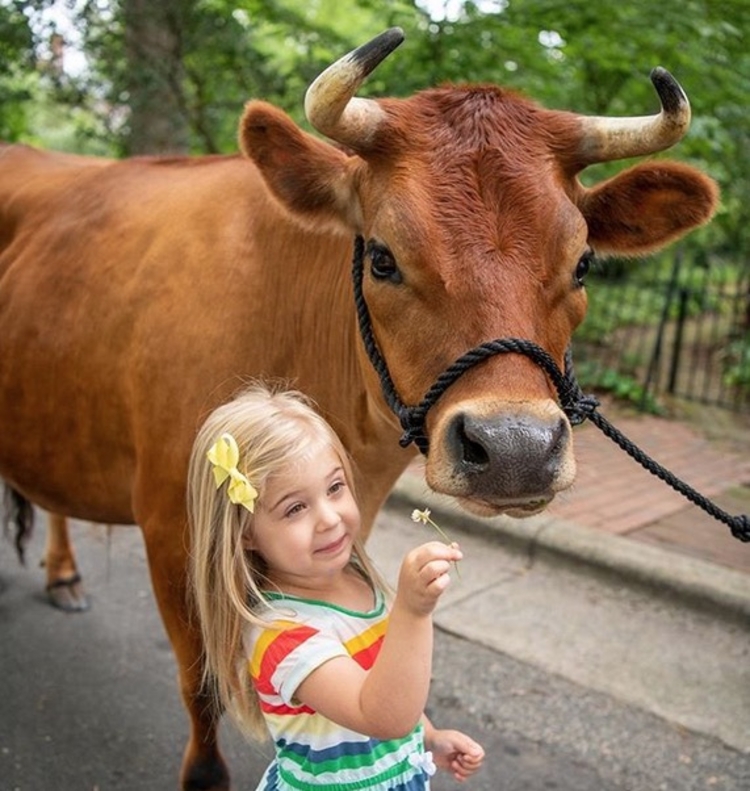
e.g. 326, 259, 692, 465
188, 382, 484, 790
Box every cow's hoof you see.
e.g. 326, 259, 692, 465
46, 574, 89, 612
182, 756, 230, 791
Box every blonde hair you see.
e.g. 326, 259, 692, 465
187, 381, 386, 740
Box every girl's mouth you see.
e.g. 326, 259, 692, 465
315, 534, 349, 555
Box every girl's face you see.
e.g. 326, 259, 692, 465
246, 442, 361, 592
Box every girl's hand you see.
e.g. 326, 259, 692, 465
395, 541, 463, 617
428, 728, 485, 782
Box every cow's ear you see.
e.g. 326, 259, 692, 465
577, 161, 719, 256
239, 100, 361, 234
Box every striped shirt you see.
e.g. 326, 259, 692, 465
246, 590, 432, 790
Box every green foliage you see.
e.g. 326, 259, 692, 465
579, 251, 749, 344
0, 0, 35, 140
575, 359, 663, 414
722, 334, 750, 393
576, 280, 667, 344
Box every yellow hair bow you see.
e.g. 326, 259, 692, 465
206, 432, 258, 513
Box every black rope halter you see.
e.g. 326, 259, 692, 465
352, 235, 750, 543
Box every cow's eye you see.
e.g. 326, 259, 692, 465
367, 241, 402, 284
574, 251, 593, 287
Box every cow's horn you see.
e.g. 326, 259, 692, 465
305, 27, 404, 148
577, 68, 691, 165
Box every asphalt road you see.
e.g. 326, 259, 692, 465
1, 504, 749, 791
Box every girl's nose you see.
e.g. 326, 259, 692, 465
317, 501, 341, 529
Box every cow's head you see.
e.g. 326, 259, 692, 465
240, 29, 718, 518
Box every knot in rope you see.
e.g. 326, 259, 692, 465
396, 407, 430, 453
558, 348, 601, 425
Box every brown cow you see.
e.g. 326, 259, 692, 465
0, 29, 717, 790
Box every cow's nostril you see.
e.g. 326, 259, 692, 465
457, 415, 490, 468
462, 434, 489, 467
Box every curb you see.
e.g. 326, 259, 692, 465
389, 472, 750, 624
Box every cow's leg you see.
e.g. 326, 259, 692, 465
44, 512, 89, 612
141, 517, 230, 791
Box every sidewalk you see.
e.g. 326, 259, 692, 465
390, 403, 750, 616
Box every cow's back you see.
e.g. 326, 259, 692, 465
0, 145, 353, 522
0, 145, 107, 257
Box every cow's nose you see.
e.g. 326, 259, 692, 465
447, 410, 570, 500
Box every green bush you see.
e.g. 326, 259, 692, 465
722, 334, 750, 392
576, 360, 663, 414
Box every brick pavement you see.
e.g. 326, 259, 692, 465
549, 414, 750, 573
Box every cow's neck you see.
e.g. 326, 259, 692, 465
253, 221, 413, 531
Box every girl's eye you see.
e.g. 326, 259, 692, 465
367, 240, 402, 284
574, 251, 594, 287
329, 480, 346, 495
285, 503, 305, 518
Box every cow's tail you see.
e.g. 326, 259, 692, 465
2, 484, 34, 565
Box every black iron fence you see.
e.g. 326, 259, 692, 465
572, 252, 750, 413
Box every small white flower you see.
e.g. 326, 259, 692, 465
408, 506, 461, 578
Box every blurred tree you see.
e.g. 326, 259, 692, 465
122, 0, 189, 154
0, 0, 35, 140
74, 0, 290, 154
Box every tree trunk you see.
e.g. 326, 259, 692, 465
122, 0, 189, 155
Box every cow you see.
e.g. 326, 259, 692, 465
0, 28, 718, 790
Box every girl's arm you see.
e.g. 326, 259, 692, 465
294, 540, 462, 740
